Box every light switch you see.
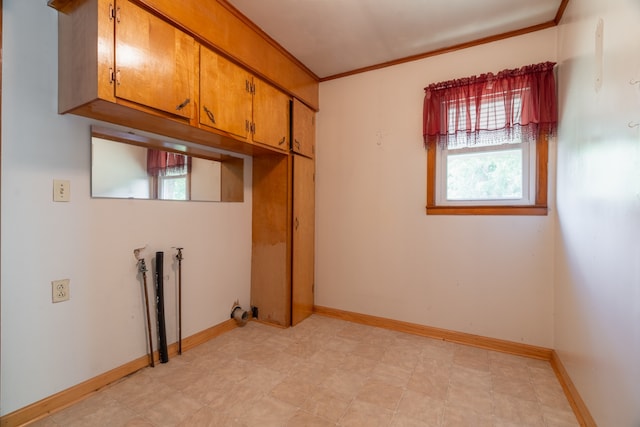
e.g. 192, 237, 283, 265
53, 179, 70, 202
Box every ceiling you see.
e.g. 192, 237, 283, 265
226, 0, 565, 80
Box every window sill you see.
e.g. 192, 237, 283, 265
426, 205, 548, 216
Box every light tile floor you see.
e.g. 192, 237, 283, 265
30, 315, 579, 426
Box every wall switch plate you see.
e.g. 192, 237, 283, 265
52, 279, 70, 303
53, 179, 70, 202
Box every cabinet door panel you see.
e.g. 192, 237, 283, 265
200, 46, 252, 138
115, 0, 195, 118
292, 99, 315, 158
251, 155, 292, 327
292, 155, 315, 326
252, 78, 290, 150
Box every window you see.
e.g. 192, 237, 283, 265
438, 140, 533, 205
423, 62, 556, 215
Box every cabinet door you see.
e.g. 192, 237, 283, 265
252, 78, 290, 151
291, 155, 315, 326
200, 46, 253, 139
292, 99, 315, 158
115, 0, 195, 119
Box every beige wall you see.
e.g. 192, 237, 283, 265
316, 29, 558, 347
1, 1, 252, 414
555, 0, 640, 425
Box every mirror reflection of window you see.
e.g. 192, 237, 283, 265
90, 129, 243, 202
147, 149, 192, 201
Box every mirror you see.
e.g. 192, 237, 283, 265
91, 126, 244, 202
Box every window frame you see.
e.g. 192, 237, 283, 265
426, 133, 548, 216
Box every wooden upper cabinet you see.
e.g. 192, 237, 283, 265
200, 45, 252, 139
115, 0, 196, 119
252, 78, 290, 152
52, 0, 303, 156
292, 99, 316, 158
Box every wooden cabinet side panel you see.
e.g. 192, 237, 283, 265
134, 0, 319, 110
292, 98, 316, 158
220, 157, 244, 202
291, 155, 315, 326
251, 154, 292, 326
58, 0, 115, 113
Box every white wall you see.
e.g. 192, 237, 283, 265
316, 29, 558, 348
1, 1, 252, 415
555, 0, 640, 425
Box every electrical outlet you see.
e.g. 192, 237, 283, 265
52, 279, 70, 303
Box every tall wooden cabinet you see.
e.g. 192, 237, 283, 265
251, 99, 316, 327
290, 99, 316, 325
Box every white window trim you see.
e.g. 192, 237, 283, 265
435, 140, 536, 207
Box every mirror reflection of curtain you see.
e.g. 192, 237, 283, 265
146, 149, 192, 176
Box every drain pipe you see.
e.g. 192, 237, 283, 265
230, 300, 249, 326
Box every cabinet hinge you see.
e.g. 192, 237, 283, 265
245, 80, 255, 95
110, 4, 121, 23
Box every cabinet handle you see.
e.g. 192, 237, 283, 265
203, 106, 216, 124
176, 98, 190, 111
294, 139, 301, 150
109, 67, 115, 85
109, 3, 115, 21
115, 5, 121, 23
294, 217, 299, 231
116, 69, 121, 85
278, 137, 286, 146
